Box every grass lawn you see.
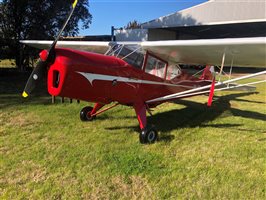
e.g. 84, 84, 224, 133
0, 59, 16, 68
0, 73, 265, 199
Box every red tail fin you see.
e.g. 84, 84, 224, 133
200, 65, 215, 80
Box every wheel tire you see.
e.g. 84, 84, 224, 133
80, 106, 95, 121
139, 126, 158, 144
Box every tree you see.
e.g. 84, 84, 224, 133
124, 20, 142, 29
0, 0, 92, 70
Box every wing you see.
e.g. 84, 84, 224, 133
21, 37, 266, 67
141, 37, 266, 104
141, 37, 266, 68
20, 40, 111, 54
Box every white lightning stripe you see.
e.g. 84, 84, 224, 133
77, 72, 193, 88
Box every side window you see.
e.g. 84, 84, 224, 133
144, 54, 167, 79
166, 64, 182, 80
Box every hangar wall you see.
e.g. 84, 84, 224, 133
148, 29, 176, 41
115, 29, 148, 41
142, 0, 266, 29
115, 0, 266, 41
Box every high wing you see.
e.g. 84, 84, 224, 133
20, 40, 112, 54
22, 37, 266, 67
141, 37, 266, 104
141, 37, 266, 68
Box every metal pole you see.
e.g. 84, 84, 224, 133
52, 96, 55, 104
228, 58, 234, 81
111, 26, 115, 41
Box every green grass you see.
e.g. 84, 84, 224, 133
0, 59, 16, 68
0, 73, 265, 199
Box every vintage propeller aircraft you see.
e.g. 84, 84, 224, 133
22, 0, 266, 144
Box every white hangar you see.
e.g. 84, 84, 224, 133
115, 0, 266, 41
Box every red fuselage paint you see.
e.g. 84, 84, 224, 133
47, 48, 210, 106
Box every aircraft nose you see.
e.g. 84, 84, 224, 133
47, 63, 67, 97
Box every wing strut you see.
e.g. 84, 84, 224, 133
207, 76, 216, 107
146, 70, 266, 104
150, 79, 265, 101
218, 52, 226, 82
208, 52, 226, 107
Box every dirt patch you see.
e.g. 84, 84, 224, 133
1, 160, 47, 186
5, 112, 41, 128
87, 175, 153, 199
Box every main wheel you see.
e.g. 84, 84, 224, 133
80, 106, 95, 121
139, 126, 158, 144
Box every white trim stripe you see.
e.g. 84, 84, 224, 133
77, 72, 194, 89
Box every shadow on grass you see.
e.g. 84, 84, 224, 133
105, 125, 140, 133
154, 92, 265, 142
0, 72, 54, 109
0, 95, 51, 109
105, 92, 265, 143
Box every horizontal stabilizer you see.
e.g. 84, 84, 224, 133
218, 83, 256, 92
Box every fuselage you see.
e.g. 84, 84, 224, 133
47, 48, 211, 106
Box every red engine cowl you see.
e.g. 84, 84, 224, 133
47, 48, 128, 103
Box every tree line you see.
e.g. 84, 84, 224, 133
0, 0, 92, 70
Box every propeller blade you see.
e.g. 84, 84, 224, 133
22, 59, 47, 97
22, 0, 79, 97
48, 0, 79, 54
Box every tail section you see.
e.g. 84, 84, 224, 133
200, 65, 215, 80
200, 66, 216, 107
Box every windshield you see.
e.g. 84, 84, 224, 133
106, 45, 181, 80
107, 44, 144, 69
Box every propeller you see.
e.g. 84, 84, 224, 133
22, 0, 78, 98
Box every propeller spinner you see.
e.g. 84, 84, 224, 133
22, 0, 78, 98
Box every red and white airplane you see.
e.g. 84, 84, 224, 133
22, 0, 266, 143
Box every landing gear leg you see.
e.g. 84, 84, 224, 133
133, 104, 158, 144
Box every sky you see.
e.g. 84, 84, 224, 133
80, 0, 207, 36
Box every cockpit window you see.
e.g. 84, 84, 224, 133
107, 44, 144, 69
144, 53, 167, 79
166, 64, 182, 80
